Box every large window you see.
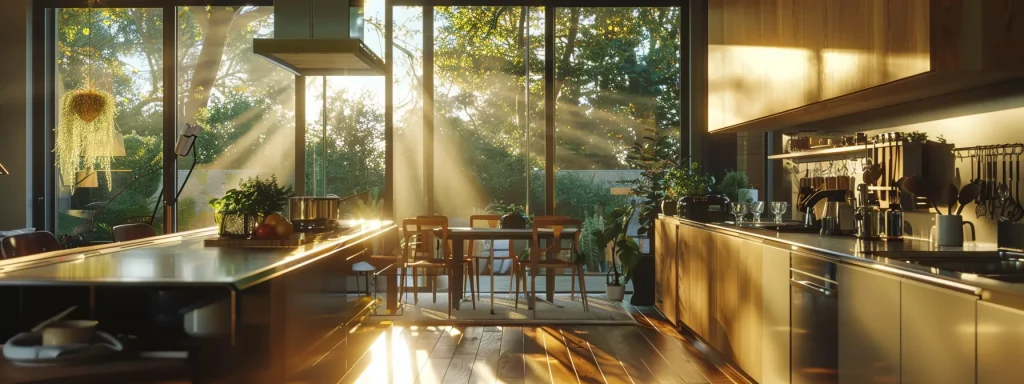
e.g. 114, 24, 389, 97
55, 8, 164, 243
175, 6, 295, 230
432, 6, 545, 220
555, 7, 682, 267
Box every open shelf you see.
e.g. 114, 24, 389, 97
767, 141, 901, 162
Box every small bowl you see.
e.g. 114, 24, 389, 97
41, 320, 98, 346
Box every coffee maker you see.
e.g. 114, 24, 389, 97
853, 183, 882, 240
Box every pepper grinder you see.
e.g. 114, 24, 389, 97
885, 203, 904, 241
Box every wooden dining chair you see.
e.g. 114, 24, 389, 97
399, 217, 476, 317
111, 223, 158, 243
416, 215, 477, 299
0, 231, 61, 259
522, 217, 589, 312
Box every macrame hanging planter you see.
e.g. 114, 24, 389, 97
55, 1, 118, 192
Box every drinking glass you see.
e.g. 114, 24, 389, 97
731, 202, 748, 224
749, 201, 765, 223
771, 202, 789, 224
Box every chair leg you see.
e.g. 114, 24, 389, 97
355, 273, 361, 297
529, 267, 537, 312
475, 258, 482, 302
412, 267, 419, 305
364, 272, 370, 298
577, 267, 589, 312
400, 267, 407, 304
468, 263, 477, 310
508, 260, 516, 298
432, 273, 437, 304
488, 256, 495, 313
514, 264, 521, 309
570, 270, 576, 301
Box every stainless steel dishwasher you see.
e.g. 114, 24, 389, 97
791, 252, 839, 384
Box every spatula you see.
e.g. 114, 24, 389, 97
956, 183, 983, 216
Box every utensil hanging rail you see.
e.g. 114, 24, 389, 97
953, 144, 1024, 158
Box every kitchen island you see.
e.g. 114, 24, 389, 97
656, 216, 1024, 384
0, 220, 397, 383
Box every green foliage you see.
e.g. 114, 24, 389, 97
579, 209, 607, 272
665, 162, 716, 198
486, 201, 526, 215
718, 170, 750, 202
597, 205, 640, 285
622, 127, 678, 238
209, 175, 293, 216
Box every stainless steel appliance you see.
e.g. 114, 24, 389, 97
791, 252, 839, 384
290, 196, 343, 233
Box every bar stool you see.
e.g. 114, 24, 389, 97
352, 261, 376, 298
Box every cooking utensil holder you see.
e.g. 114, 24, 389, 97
936, 215, 976, 247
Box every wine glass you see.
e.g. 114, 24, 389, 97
771, 201, 789, 224
749, 201, 765, 223
731, 202, 748, 225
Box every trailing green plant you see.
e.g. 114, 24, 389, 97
595, 205, 640, 286
56, 88, 118, 192
621, 127, 678, 238
208, 175, 293, 216
718, 170, 750, 202
665, 161, 716, 198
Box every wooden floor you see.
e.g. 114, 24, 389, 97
331, 307, 750, 384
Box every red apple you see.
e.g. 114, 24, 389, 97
254, 223, 276, 239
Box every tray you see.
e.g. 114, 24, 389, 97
204, 235, 313, 248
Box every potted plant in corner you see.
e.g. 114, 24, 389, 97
593, 205, 640, 302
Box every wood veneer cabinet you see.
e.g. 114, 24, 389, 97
708, 0, 1024, 133
679, 224, 713, 340
761, 244, 790, 384
837, 264, 900, 384
654, 219, 678, 325
978, 301, 1024, 383
900, 279, 977, 384
710, 233, 763, 383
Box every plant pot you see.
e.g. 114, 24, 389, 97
500, 213, 527, 229
629, 254, 656, 306
661, 199, 678, 216
606, 284, 625, 302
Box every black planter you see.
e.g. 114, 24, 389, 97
629, 254, 656, 306
500, 213, 527, 229
661, 199, 678, 216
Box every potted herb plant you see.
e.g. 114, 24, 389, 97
487, 201, 529, 229
593, 205, 640, 302
719, 170, 754, 203
668, 162, 721, 222
208, 175, 293, 237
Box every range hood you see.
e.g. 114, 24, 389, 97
254, 0, 385, 76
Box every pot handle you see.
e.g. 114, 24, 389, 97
963, 221, 977, 241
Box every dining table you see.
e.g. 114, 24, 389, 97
438, 227, 578, 310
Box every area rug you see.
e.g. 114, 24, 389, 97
377, 293, 639, 325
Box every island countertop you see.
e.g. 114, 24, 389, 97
0, 220, 395, 290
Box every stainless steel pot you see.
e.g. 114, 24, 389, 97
289, 196, 342, 221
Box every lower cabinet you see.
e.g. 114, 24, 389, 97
654, 219, 677, 325
761, 244, 790, 384
978, 301, 1024, 383
710, 233, 763, 383
680, 225, 713, 339
837, 264, 900, 384
900, 279, 977, 384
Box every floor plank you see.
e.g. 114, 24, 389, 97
570, 326, 631, 384
416, 326, 458, 384
635, 308, 741, 384
588, 325, 659, 384
496, 327, 526, 383
443, 327, 485, 384
522, 327, 552, 384
469, 327, 503, 384
559, 327, 605, 384
538, 327, 579, 383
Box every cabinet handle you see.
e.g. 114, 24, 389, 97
791, 279, 832, 296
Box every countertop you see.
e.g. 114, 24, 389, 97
0, 220, 395, 290
662, 216, 1024, 306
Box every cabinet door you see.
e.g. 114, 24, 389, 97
901, 279, 977, 384
684, 227, 713, 339
712, 233, 739, 357
837, 264, 900, 384
654, 220, 677, 325
737, 237, 763, 383
676, 224, 691, 327
761, 244, 790, 384
978, 301, 1024, 383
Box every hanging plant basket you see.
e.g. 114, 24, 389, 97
56, 88, 118, 192
69, 89, 108, 123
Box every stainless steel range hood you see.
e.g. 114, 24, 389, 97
254, 0, 384, 76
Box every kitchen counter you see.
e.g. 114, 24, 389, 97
0, 220, 395, 290
663, 215, 1024, 306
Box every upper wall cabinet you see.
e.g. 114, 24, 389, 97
708, 0, 1024, 133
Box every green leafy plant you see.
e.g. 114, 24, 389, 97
622, 127, 678, 238
208, 175, 293, 216
665, 161, 716, 198
595, 205, 640, 286
718, 170, 750, 202
905, 131, 928, 143
579, 208, 607, 272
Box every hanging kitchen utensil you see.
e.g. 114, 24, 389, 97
955, 183, 983, 216
944, 184, 959, 216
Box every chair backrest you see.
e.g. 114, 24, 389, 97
1, 231, 61, 259
111, 223, 158, 243
530, 217, 582, 265
402, 217, 449, 261
416, 216, 449, 225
